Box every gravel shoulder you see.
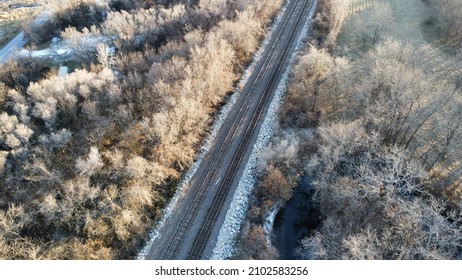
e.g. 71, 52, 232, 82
140, 0, 316, 260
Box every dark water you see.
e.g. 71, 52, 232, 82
272, 176, 319, 259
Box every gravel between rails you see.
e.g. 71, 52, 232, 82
136, 1, 290, 260
210, 0, 317, 260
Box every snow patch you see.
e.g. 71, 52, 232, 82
18, 34, 109, 60
58, 66, 69, 77
56, 49, 71, 55
264, 206, 280, 244
210, 0, 317, 260
19, 47, 71, 59
51, 37, 60, 45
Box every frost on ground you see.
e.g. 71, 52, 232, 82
19, 34, 110, 60
264, 206, 280, 244
210, 0, 317, 260
0, 31, 27, 64
136, 1, 291, 260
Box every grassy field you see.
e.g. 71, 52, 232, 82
335, 0, 462, 82
0, 0, 42, 48
335, 0, 462, 190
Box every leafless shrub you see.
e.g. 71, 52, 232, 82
296, 119, 462, 260
312, 0, 350, 47
76, 146, 104, 176
255, 165, 291, 205
0, 57, 49, 90
235, 225, 278, 260
281, 45, 349, 128
25, 0, 109, 44
428, 0, 462, 45
1, 0, 284, 260
0, 151, 7, 175
273, 1, 462, 259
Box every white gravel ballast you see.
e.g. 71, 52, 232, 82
137, 1, 291, 260
210, 0, 317, 260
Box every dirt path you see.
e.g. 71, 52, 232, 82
0, 30, 27, 64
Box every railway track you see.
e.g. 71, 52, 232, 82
145, 0, 315, 260
187, 0, 314, 260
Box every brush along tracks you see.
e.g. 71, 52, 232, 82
145, 0, 315, 260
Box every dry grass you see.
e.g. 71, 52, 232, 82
274, 0, 462, 260
0, 0, 284, 260
327, 0, 462, 203
0, 0, 43, 47
336, 0, 462, 82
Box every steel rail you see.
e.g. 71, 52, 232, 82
187, 0, 314, 259
161, 0, 303, 259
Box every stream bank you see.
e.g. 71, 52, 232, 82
272, 176, 319, 259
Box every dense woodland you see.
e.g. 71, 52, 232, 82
236, 0, 462, 260
2, 0, 462, 260
0, 0, 282, 259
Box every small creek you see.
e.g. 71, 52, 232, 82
272, 176, 319, 259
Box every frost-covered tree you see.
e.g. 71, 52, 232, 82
429, 0, 462, 44
0, 113, 33, 150
39, 129, 73, 150
0, 151, 7, 175
296, 120, 462, 260
0, 0, 285, 260
76, 146, 104, 176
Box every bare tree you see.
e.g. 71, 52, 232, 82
0, 0, 285, 260
297, 119, 462, 260
428, 0, 462, 45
